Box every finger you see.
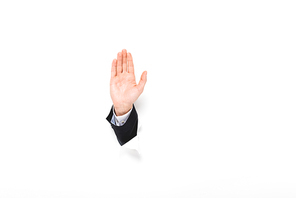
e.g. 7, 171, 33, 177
117, 52, 122, 74
122, 49, 127, 72
137, 71, 147, 94
111, 59, 117, 78
127, 52, 134, 74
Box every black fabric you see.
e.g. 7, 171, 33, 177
106, 104, 138, 146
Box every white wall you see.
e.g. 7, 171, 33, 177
0, 0, 295, 197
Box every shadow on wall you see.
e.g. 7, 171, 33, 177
119, 147, 142, 162
134, 95, 147, 114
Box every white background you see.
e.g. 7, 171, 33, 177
0, 0, 295, 197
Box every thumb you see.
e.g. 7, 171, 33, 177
137, 71, 147, 93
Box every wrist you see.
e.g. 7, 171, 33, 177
113, 104, 133, 116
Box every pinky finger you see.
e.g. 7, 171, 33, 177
111, 59, 117, 78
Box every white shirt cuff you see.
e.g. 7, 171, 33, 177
111, 106, 133, 126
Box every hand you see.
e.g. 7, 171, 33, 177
110, 49, 147, 116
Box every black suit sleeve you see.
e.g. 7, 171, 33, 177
106, 104, 138, 146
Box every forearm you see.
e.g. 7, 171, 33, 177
106, 104, 138, 146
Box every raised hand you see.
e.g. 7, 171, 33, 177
110, 49, 147, 116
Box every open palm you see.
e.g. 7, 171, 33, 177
110, 49, 147, 116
